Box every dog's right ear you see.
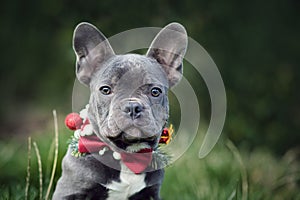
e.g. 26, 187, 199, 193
73, 22, 115, 86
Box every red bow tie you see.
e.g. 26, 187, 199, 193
78, 135, 153, 174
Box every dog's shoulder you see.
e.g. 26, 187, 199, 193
62, 148, 121, 182
53, 149, 120, 199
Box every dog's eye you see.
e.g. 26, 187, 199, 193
99, 86, 112, 95
151, 87, 162, 97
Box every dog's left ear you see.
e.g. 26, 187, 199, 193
147, 22, 188, 87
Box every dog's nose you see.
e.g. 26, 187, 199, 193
124, 102, 144, 120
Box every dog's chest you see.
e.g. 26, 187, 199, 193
105, 162, 146, 200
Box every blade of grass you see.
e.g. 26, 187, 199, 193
226, 139, 248, 200
271, 173, 300, 191
33, 141, 43, 200
227, 189, 236, 200
46, 139, 55, 176
45, 110, 59, 200
25, 137, 32, 200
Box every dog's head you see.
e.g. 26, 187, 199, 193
73, 22, 187, 152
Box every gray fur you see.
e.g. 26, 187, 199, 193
53, 22, 187, 200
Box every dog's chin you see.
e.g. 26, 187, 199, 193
107, 131, 159, 153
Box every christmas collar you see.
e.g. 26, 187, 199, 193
65, 105, 173, 174
79, 134, 153, 174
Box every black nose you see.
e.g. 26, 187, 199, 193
124, 102, 144, 119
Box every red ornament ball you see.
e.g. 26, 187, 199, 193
65, 113, 83, 130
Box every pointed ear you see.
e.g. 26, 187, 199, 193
146, 22, 188, 87
73, 22, 115, 86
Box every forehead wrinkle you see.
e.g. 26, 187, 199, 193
102, 59, 145, 86
93, 54, 168, 87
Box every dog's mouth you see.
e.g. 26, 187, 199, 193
107, 132, 158, 152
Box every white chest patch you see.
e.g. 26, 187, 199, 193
105, 162, 146, 200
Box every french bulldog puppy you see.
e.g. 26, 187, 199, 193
53, 22, 187, 200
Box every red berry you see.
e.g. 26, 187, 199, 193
65, 113, 83, 130
161, 128, 169, 136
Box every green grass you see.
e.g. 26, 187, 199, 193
161, 140, 300, 200
0, 117, 299, 199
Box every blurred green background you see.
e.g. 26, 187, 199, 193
1, 0, 299, 153
0, 0, 299, 199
